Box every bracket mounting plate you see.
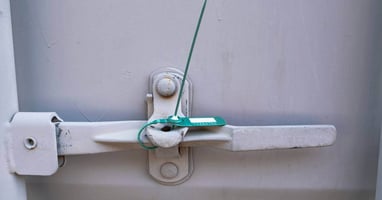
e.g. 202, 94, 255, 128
8, 112, 60, 175
146, 67, 193, 185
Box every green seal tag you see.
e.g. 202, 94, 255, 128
167, 116, 226, 127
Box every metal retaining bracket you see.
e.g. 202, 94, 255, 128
145, 68, 193, 184
6, 67, 336, 185
8, 112, 61, 176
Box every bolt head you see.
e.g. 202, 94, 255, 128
156, 77, 177, 97
160, 162, 179, 179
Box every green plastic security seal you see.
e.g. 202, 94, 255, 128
137, 115, 225, 150
167, 116, 226, 127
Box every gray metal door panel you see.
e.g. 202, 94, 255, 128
10, 0, 382, 199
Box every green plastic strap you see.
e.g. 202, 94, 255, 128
167, 116, 226, 127
137, 116, 225, 150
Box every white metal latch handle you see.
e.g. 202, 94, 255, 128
51, 120, 336, 155
7, 112, 336, 185
183, 125, 336, 151
6, 68, 337, 185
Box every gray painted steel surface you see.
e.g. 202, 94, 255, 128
10, 0, 382, 199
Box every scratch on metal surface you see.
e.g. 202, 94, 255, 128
25, 1, 56, 48
78, 108, 91, 122
213, 0, 226, 22
122, 70, 132, 79
75, 103, 106, 122
0, 8, 10, 18
5, 124, 16, 173
297, 0, 320, 91
56, 126, 73, 155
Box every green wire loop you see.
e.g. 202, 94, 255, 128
137, 122, 158, 150
137, 119, 169, 150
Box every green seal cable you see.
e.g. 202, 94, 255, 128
137, 119, 168, 150
174, 0, 207, 116
137, 0, 208, 150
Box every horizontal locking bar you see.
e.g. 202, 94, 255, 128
8, 112, 336, 176
57, 121, 336, 155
